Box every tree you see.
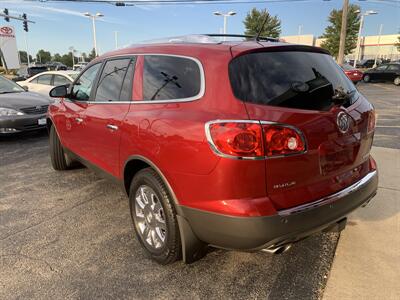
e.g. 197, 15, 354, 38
18, 51, 33, 64
243, 8, 281, 38
88, 48, 96, 61
36, 49, 52, 64
320, 4, 361, 58
81, 52, 88, 62
53, 53, 62, 62
396, 33, 400, 52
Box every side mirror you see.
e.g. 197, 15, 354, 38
49, 85, 69, 98
22, 86, 29, 91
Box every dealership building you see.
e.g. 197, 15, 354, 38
281, 34, 400, 61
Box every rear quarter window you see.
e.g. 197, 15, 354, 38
143, 55, 201, 101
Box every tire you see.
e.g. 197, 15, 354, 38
129, 168, 181, 264
394, 77, 400, 86
49, 125, 71, 170
363, 74, 370, 83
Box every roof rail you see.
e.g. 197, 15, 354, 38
136, 34, 280, 45
204, 34, 279, 42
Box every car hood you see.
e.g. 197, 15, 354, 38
0, 91, 51, 109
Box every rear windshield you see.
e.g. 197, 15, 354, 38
229, 51, 357, 111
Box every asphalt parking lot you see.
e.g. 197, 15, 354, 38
0, 83, 398, 299
357, 82, 400, 149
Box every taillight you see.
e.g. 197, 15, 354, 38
367, 110, 376, 133
262, 123, 305, 157
205, 120, 306, 159
206, 121, 263, 159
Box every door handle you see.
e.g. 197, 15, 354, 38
106, 124, 119, 131
75, 117, 83, 124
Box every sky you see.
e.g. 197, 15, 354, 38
1, 0, 400, 58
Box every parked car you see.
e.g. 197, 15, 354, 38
47, 62, 68, 71
0, 75, 50, 134
363, 63, 400, 85
340, 64, 364, 84
73, 62, 88, 71
17, 71, 79, 97
356, 59, 379, 69
12, 66, 48, 82
47, 35, 378, 264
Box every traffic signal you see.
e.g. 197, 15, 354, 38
3, 8, 10, 22
22, 13, 28, 32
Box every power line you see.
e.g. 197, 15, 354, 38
26, 0, 400, 4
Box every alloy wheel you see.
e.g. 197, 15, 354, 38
134, 185, 167, 250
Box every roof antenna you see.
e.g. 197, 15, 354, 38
255, 13, 269, 41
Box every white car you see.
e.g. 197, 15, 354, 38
17, 71, 79, 97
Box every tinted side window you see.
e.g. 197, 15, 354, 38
37, 74, 52, 85
143, 55, 201, 101
53, 75, 71, 86
119, 59, 135, 101
71, 63, 101, 101
387, 65, 400, 71
376, 65, 387, 71
95, 58, 133, 102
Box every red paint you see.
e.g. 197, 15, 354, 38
49, 41, 377, 218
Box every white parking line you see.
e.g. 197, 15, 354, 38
376, 125, 400, 128
373, 84, 399, 92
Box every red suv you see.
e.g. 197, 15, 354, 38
47, 35, 378, 264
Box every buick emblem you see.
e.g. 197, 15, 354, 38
36, 106, 41, 110
337, 111, 350, 133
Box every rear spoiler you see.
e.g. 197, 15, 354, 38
232, 44, 331, 59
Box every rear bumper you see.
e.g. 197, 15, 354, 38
0, 114, 47, 134
180, 169, 378, 251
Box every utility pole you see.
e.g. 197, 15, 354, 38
24, 32, 30, 66
337, 0, 349, 65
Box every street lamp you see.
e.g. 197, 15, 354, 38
353, 10, 378, 67
83, 12, 104, 57
69, 46, 76, 67
213, 11, 236, 40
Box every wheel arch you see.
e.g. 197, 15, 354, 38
123, 155, 180, 208
123, 155, 207, 263
46, 117, 53, 133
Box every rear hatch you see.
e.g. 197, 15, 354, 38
229, 47, 375, 210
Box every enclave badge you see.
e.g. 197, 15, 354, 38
337, 111, 350, 133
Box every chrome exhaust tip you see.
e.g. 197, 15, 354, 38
261, 244, 292, 254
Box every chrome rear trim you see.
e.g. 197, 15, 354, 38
278, 170, 377, 217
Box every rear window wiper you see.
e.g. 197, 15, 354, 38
332, 88, 355, 106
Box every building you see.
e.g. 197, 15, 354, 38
281, 34, 400, 61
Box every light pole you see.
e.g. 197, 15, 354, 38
114, 31, 119, 49
69, 46, 75, 66
213, 11, 236, 40
353, 10, 377, 67
374, 24, 384, 68
84, 12, 104, 57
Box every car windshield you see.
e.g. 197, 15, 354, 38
229, 51, 357, 111
0, 76, 25, 94
69, 73, 78, 80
